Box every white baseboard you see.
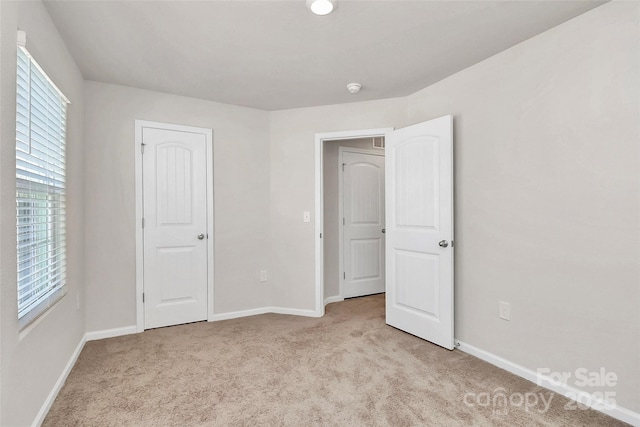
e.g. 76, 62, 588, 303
209, 306, 321, 322
32, 334, 86, 427
324, 296, 344, 306
455, 340, 640, 426
208, 307, 271, 321
85, 325, 138, 341
270, 307, 321, 317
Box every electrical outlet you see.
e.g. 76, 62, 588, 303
260, 270, 268, 282
303, 211, 311, 223
499, 301, 510, 321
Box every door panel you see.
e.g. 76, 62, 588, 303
343, 151, 385, 298
351, 238, 381, 280
157, 246, 198, 302
395, 250, 439, 318
395, 137, 439, 229
156, 145, 193, 224
143, 127, 208, 329
385, 115, 454, 350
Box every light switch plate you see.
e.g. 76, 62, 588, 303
303, 211, 311, 223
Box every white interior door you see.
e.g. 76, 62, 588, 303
142, 126, 209, 329
342, 151, 385, 298
385, 115, 454, 350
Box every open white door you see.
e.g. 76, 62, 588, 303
385, 115, 454, 350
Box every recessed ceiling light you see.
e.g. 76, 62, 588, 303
307, 0, 336, 16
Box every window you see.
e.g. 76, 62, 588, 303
16, 33, 70, 327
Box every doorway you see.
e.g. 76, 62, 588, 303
322, 140, 386, 304
315, 128, 392, 313
315, 117, 454, 350
134, 120, 215, 331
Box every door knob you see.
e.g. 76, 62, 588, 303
197, 234, 205, 240
382, 228, 385, 234
438, 240, 448, 248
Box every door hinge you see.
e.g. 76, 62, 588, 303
343, 217, 345, 225
343, 272, 346, 280
142, 292, 145, 303
142, 217, 145, 228
320, 233, 322, 238
342, 163, 345, 171
141, 143, 146, 154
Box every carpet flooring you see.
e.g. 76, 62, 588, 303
43, 294, 627, 426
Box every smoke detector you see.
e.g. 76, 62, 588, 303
346, 83, 361, 94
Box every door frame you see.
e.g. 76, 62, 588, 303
338, 146, 385, 300
314, 128, 393, 317
134, 120, 215, 332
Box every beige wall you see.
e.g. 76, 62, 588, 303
323, 138, 384, 300
406, 1, 639, 411
82, 90, 408, 328
269, 98, 408, 310
269, 1, 639, 413
1, 1, 638, 423
0, 1, 86, 426
83, 81, 273, 332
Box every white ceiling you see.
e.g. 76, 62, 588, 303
43, 0, 605, 111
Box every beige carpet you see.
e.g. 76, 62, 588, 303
44, 295, 626, 426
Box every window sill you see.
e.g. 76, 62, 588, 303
18, 287, 66, 336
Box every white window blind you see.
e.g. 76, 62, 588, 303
16, 36, 70, 325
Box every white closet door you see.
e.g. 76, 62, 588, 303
143, 126, 209, 329
343, 151, 385, 298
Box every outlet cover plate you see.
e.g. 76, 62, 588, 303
499, 301, 510, 320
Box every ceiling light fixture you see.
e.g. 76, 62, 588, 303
307, 0, 336, 16
346, 82, 361, 94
